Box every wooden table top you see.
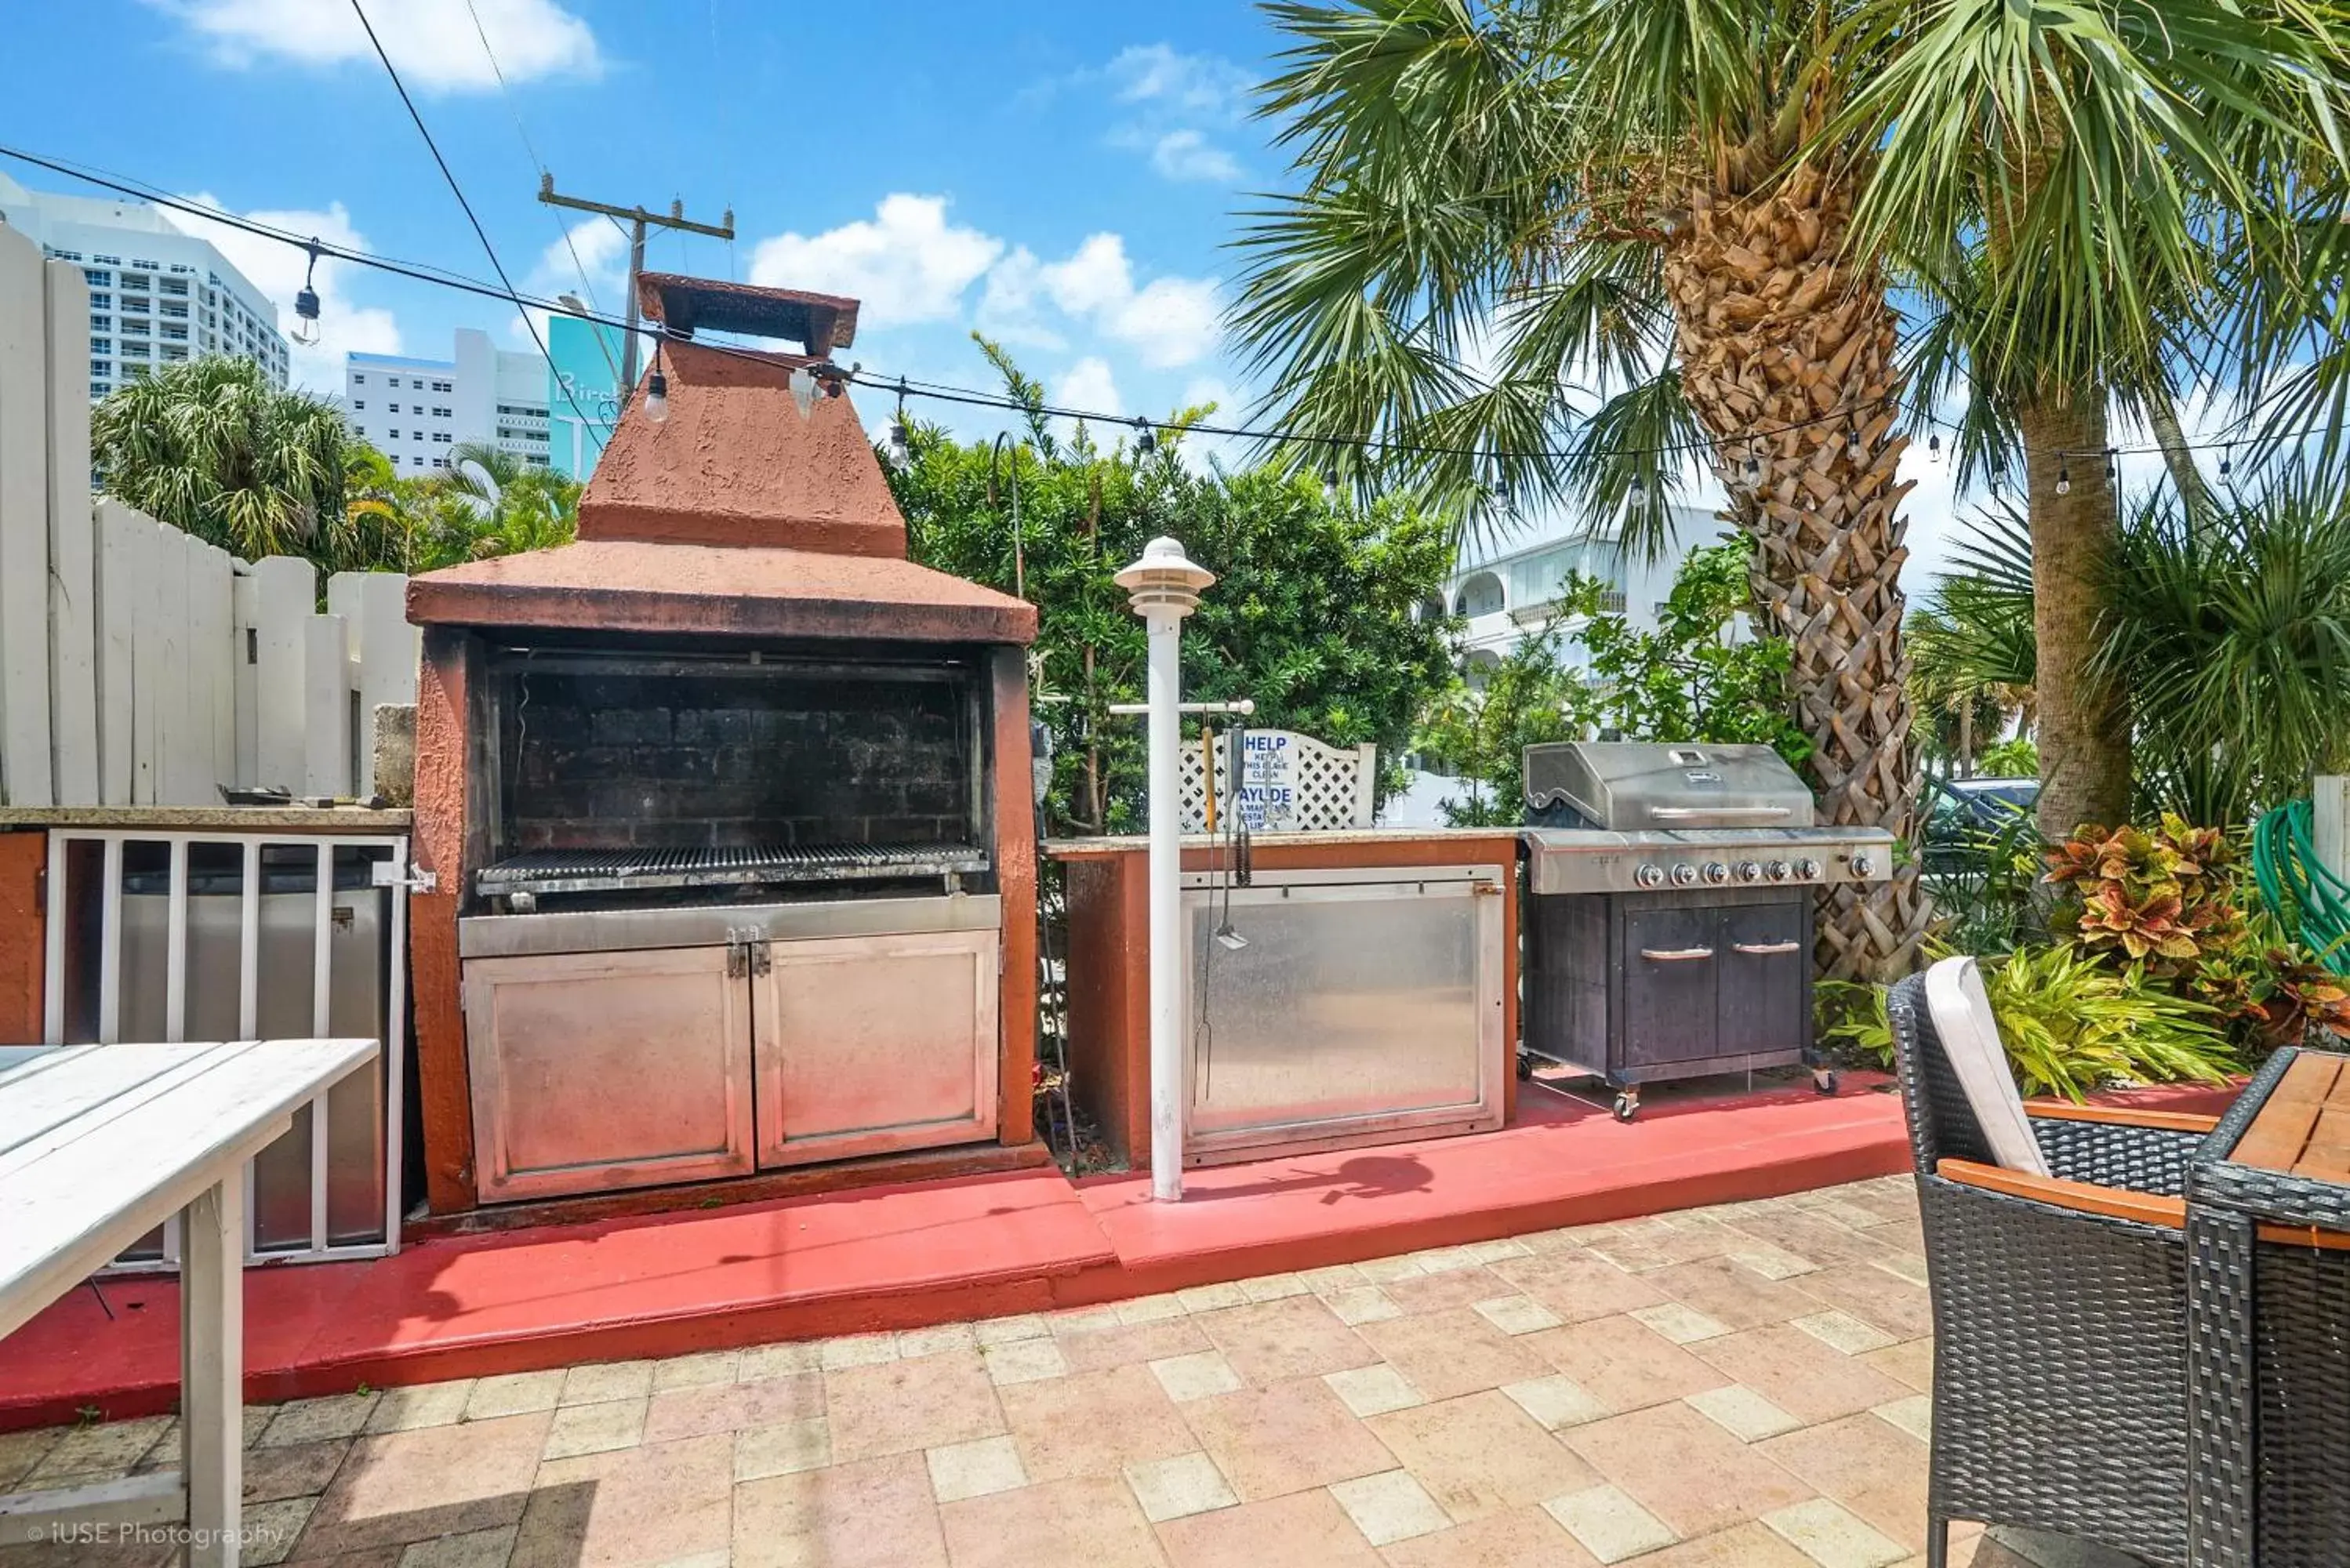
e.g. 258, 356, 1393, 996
2230, 1050, 2350, 1182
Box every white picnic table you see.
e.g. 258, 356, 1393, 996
0, 1038, 377, 1567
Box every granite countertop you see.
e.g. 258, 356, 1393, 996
1043, 826, 1521, 858
0, 804, 413, 830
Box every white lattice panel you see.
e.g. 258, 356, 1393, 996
1180, 728, 1375, 832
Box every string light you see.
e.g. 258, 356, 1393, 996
1741, 447, 1763, 485
2057, 461, 2072, 496
1133, 418, 1157, 456
884, 376, 911, 470
1927, 432, 1941, 461
291, 241, 322, 347
642, 342, 669, 425
2221, 442, 2236, 485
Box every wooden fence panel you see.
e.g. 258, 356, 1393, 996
43, 258, 98, 807
0, 225, 53, 806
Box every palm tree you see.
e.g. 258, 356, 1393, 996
1235, 0, 2348, 979
92, 355, 351, 561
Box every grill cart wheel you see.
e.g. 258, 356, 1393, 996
1813, 1069, 1840, 1096
1515, 1052, 1534, 1081
1611, 1091, 1638, 1122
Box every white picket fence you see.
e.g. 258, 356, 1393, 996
0, 222, 416, 807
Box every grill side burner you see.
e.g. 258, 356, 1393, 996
1518, 740, 1894, 1120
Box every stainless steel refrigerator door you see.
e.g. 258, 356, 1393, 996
463, 945, 756, 1201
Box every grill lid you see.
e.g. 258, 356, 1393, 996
1523, 741, 1814, 830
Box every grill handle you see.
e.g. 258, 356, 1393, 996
1731, 940, 1803, 956
1646, 805, 1795, 821
1639, 946, 1716, 963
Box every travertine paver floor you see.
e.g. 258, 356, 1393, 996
0, 1177, 2047, 1567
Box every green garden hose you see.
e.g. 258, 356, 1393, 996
2253, 799, 2350, 972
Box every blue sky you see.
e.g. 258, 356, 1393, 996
0, 0, 1287, 446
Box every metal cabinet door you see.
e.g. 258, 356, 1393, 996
750, 929, 1001, 1167
463, 946, 755, 1202
1715, 902, 1809, 1059
1619, 906, 1721, 1069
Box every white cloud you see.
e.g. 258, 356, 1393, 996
164, 195, 399, 391
974, 247, 1066, 350
1106, 43, 1251, 118
1052, 357, 1124, 420
748, 194, 1004, 329
1148, 129, 1243, 184
1031, 233, 1219, 368
533, 216, 629, 303
1039, 234, 1135, 317
150, 0, 602, 92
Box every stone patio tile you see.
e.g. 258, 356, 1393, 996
824, 1348, 1004, 1462
1147, 1350, 1244, 1405
1320, 1286, 1403, 1327
734, 1341, 823, 1381
1542, 1483, 1679, 1564
555, 1363, 652, 1407
1175, 1282, 1248, 1312
926, 1435, 1027, 1503
0, 1429, 58, 1491
972, 1313, 1049, 1345
1366, 1389, 1596, 1523
648, 1350, 738, 1392
1055, 1317, 1211, 1374
1191, 1296, 1377, 1385
1762, 1412, 1931, 1550
1473, 1294, 1565, 1336
1626, 1521, 1818, 1566
1647, 1254, 1830, 1330
732, 1417, 830, 1483
392, 1523, 513, 1568
1322, 1363, 1426, 1419
1499, 1374, 1611, 1432
1809, 1195, 1900, 1232
1123, 1451, 1237, 1523
26, 1417, 175, 1482
1382, 1264, 1513, 1314
818, 1333, 899, 1370
1727, 1208, 1897, 1269
242, 1497, 318, 1566
1684, 1384, 1803, 1443
1356, 1308, 1551, 1402
1237, 1272, 1311, 1302
1873, 1252, 1933, 1288
242, 1439, 351, 1504
642, 1371, 822, 1443
1626, 1302, 1733, 1345
1116, 1294, 1191, 1324
1874, 1394, 1933, 1443
540, 1399, 645, 1461
1764, 1497, 1909, 1568
1860, 1338, 1936, 1393
1728, 1245, 1824, 1281
997, 1362, 1197, 1482
1795, 1263, 1935, 1342
1377, 1507, 1603, 1568
1520, 1313, 1731, 1413
1796, 1308, 1900, 1356
1691, 1323, 1914, 1426
1179, 1376, 1397, 1502
262, 1396, 380, 1450
938, 1475, 1169, 1568
1487, 1252, 1667, 1325
896, 1323, 979, 1359
980, 1335, 1069, 1386
1155, 1489, 1382, 1568
365, 1383, 473, 1435
733, 1451, 946, 1568
513, 1432, 730, 1568
1048, 1303, 1128, 1333
1299, 1263, 1369, 1293
294, 1410, 552, 1555
1354, 1253, 1430, 1284
1328, 1469, 1451, 1546
1585, 1218, 1741, 1273
1563, 1400, 1813, 1537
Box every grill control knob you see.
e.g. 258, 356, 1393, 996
1765, 859, 1792, 882
1850, 852, 1876, 878
1701, 862, 1729, 884
1634, 863, 1666, 889
1669, 862, 1700, 887
1734, 861, 1763, 884
1794, 857, 1823, 881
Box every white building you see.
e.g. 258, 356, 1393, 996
0, 171, 289, 401
1441, 503, 1714, 679
343, 328, 550, 477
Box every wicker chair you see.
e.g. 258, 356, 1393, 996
1889, 972, 2222, 1568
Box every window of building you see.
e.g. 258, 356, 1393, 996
352, 372, 365, 385
83, 270, 110, 287
162, 347, 187, 361
352, 400, 364, 411
50, 248, 83, 262
412, 430, 423, 441
159, 278, 187, 296
90, 381, 109, 398
432, 406, 451, 418
434, 457, 450, 469
123, 364, 148, 379
93, 253, 120, 265
162, 326, 187, 341
90, 292, 111, 309
121, 275, 149, 293
433, 430, 452, 444
387, 402, 400, 413
431, 379, 452, 393
171, 263, 194, 274
89, 315, 111, 331
90, 339, 111, 354
161, 303, 187, 318
131, 258, 158, 270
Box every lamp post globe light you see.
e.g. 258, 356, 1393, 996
1113, 537, 1215, 1202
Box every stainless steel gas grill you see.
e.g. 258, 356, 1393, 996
1519, 741, 1893, 1119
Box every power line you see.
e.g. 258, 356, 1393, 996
347, 0, 594, 434
0, 136, 2316, 469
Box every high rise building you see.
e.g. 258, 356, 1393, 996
343, 328, 550, 475
0, 171, 289, 401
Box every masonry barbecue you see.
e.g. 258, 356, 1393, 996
1518, 740, 1892, 1120
403, 274, 1041, 1215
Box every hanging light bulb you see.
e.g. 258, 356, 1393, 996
2056, 461, 2072, 496
1928, 432, 1942, 460
2221, 443, 2235, 485
1133, 417, 1157, 456
641, 341, 669, 424
1626, 473, 1647, 506
1742, 446, 1763, 485
1845, 425, 1865, 464
1321, 462, 1341, 506
884, 378, 911, 470
788, 366, 819, 419
291, 240, 322, 347
2105, 450, 2117, 481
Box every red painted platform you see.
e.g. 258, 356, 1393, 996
0, 1069, 2241, 1431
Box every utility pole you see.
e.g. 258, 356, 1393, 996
536, 175, 734, 401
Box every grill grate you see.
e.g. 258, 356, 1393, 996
478, 842, 990, 898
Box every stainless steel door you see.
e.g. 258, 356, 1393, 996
463, 946, 755, 1201
750, 929, 1001, 1167
1181, 867, 1506, 1163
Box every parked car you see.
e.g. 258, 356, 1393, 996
1920, 775, 2038, 877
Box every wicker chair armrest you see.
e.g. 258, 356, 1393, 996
2025, 1113, 2207, 1196
1937, 1158, 2186, 1231
2025, 1102, 2221, 1134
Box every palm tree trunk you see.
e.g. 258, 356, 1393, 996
1665, 165, 1929, 982
2018, 393, 2130, 834
2145, 391, 2214, 528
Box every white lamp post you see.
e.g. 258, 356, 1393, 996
1113, 536, 1216, 1202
